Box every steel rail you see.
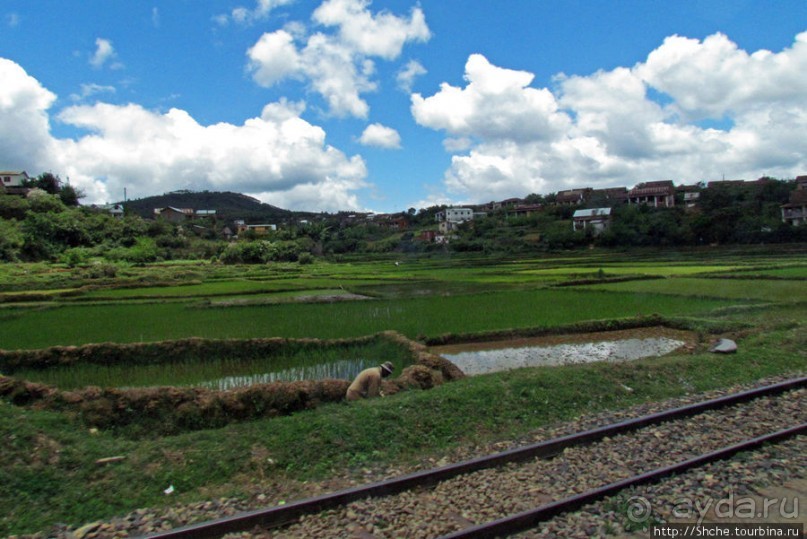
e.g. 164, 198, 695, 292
438, 423, 806, 539
142, 376, 806, 539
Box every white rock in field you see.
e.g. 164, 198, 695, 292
709, 338, 738, 354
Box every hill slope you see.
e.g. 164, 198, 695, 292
121, 191, 303, 223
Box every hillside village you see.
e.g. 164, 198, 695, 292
1, 169, 806, 263
134, 176, 807, 241
113, 176, 807, 250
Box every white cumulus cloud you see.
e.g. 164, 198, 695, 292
0, 58, 58, 168
247, 0, 430, 118
215, 0, 295, 26
397, 59, 426, 92
358, 123, 401, 148
0, 57, 368, 211
637, 32, 807, 121
412, 32, 807, 205
247, 29, 303, 87
412, 54, 570, 143
312, 0, 430, 59
89, 38, 118, 69
70, 83, 116, 102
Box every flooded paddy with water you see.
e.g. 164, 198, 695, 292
431, 327, 697, 376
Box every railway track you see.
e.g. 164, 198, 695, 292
143, 376, 806, 539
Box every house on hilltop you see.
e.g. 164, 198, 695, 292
1, 170, 32, 195
376, 213, 409, 230
556, 188, 592, 205
435, 207, 473, 233
154, 207, 194, 222
628, 181, 676, 208
237, 223, 277, 235
95, 203, 124, 218
588, 187, 628, 206
484, 198, 523, 211
506, 204, 543, 218
1, 170, 29, 188
781, 176, 807, 226
416, 230, 437, 243
153, 207, 217, 222
677, 184, 702, 210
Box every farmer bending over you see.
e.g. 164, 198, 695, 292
346, 361, 394, 401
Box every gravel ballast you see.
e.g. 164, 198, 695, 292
247, 385, 804, 538
11, 375, 805, 539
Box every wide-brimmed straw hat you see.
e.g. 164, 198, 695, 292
380, 361, 394, 375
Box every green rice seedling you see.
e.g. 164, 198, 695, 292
13, 339, 412, 390
583, 277, 807, 303
719, 266, 807, 278
0, 288, 732, 349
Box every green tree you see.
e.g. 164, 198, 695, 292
20, 208, 94, 260
21, 212, 61, 260
58, 183, 84, 207
540, 222, 585, 250
25, 172, 61, 194
301, 222, 330, 256
0, 219, 23, 261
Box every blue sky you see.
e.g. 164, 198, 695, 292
1, 1, 806, 212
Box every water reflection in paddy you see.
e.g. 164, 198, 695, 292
199, 358, 374, 391
439, 337, 686, 376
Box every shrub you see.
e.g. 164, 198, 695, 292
0, 193, 29, 220
220, 241, 274, 264
0, 219, 23, 261
26, 190, 65, 213
104, 237, 159, 264
83, 262, 118, 279
60, 247, 92, 267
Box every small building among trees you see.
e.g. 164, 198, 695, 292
556, 188, 592, 205
781, 176, 807, 226
237, 223, 277, 235
1, 170, 30, 188
154, 207, 194, 223
628, 181, 676, 207
572, 208, 612, 235
435, 207, 474, 233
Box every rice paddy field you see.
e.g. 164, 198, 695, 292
0, 245, 806, 536
0, 288, 732, 349
583, 277, 807, 302
2, 245, 805, 351
10, 338, 414, 391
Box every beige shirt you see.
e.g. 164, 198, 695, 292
346, 367, 383, 401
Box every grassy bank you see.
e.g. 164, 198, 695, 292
1, 319, 803, 536
1, 247, 805, 535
